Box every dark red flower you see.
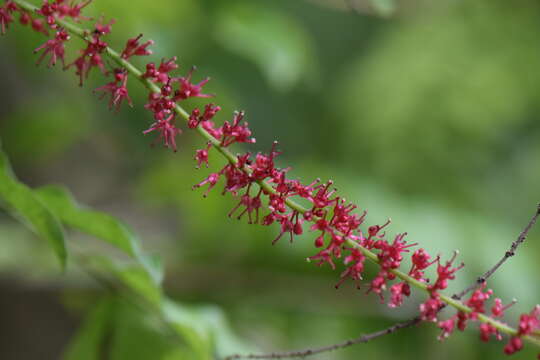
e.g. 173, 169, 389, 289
36, 0, 57, 27
0, 1, 17, 35
367, 273, 387, 302
172, 66, 212, 100
143, 114, 181, 152
504, 337, 523, 355
31, 17, 48, 35
429, 251, 464, 292
94, 69, 133, 112
465, 284, 493, 317
420, 294, 444, 322
307, 248, 335, 269
437, 318, 455, 340
64, 0, 92, 22
192, 172, 220, 197
335, 248, 365, 289
388, 282, 410, 308
94, 16, 114, 35
195, 142, 212, 169
479, 323, 501, 342
66, 34, 108, 85
121, 34, 154, 59
220, 111, 256, 147
228, 185, 263, 224
34, 28, 70, 67
517, 305, 540, 336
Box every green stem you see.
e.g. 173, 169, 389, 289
12, 0, 540, 348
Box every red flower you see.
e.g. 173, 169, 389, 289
121, 34, 154, 59
437, 318, 455, 340
388, 282, 410, 308
63, 0, 92, 22
465, 284, 493, 316
34, 28, 70, 67
479, 323, 501, 342
0, 1, 17, 35
194, 142, 212, 169
66, 36, 108, 85
172, 66, 212, 100
420, 294, 444, 322
192, 173, 220, 197
94, 69, 133, 112
94, 16, 114, 35
143, 114, 182, 152
37, 0, 92, 24
31, 17, 48, 35
429, 252, 464, 291
220, 111, 256, 147
504, 337, 523, 355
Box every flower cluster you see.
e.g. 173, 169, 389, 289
36, 0, 91, 26
142, 63, 215, 152
67, 16, 114, 85
505, 305, 540, 355
33, 27, 69, 67
2, 0, 539, 357
434, 285, 540, 357
1, 0, 48, 35
93, 68, 132, 112
1, 1, 18, 34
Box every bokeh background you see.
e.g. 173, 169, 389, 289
0, 0, 539, 358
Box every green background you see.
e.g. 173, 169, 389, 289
0, 0, 539, 358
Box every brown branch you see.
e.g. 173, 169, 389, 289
224, 317, 421, 359
224, 203, 540, 360
452, 202, 540, 300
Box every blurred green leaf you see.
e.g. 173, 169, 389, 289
75, 256, 243, 359
109, 299, 199, 360
66, 296, 202, 360
138, 252, 165, 286
88, 256, 162, 307
162, 300, 213, 360
190, 304, 255, 357
335, 1, 540, 198
1, 99, 91, 166
368, 0, 395, 16
116, 265, 162, 306
35, 185, 139, 256
215, 2, 315, 91
100, 0, 200, 32
0, 146, 67, 269
63, 298, 114, 360
162, 300, 255, 359
35, 185, 164, 284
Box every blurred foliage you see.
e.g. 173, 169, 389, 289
0, 143, 252, 358
1, 0, 540, 359
0, 144, 67, 268
215, 2, 317, 91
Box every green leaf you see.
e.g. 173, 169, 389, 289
65, 297, 202, 360
0, 147, 67, 269
79, 258, 218, 359
86, 256, 163, 307
162, 300, 213, 360
116, 265, 162, 306
161, 301, 256, 359
187, 305, 255, 357
109, 299, 200, 360
368, 0, 396, 17
215, 3, 316, 91
34, 185, 163, 284
63, 298, 115, 360
35, 185, 139, 256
